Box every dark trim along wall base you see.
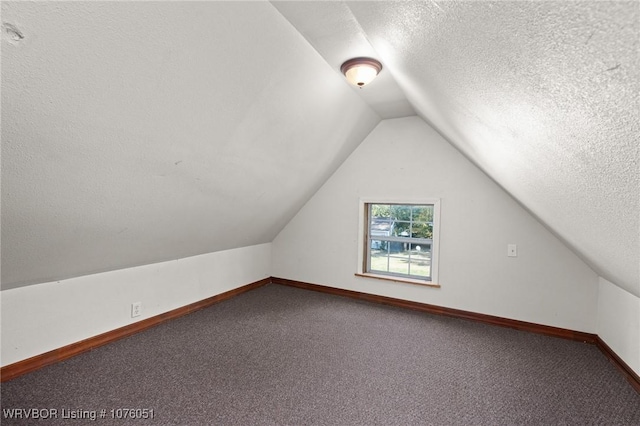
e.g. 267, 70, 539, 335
271, 277, 640, 394
596, 336, 640, 394
272, 277, 595, 341
2, 276, 638, 394
0, 278, 270, 382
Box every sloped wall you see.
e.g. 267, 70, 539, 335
597, 277, 640, 375
1, 243, 271, 367
1, 1, 379, 291
346, 0, 640, 298
272, 117, 598, 332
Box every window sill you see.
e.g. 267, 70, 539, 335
354, 273, 441, 288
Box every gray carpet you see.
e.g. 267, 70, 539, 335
2, 284, 639, 425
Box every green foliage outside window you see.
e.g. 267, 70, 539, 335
371, 204, 433, 239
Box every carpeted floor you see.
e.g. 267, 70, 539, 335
2, 283, 639, 425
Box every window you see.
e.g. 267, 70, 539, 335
357, 201, 440, 287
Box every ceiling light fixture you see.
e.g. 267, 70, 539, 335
340, 57, 382, 88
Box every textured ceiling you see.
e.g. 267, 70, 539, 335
271, 1, 415, 119
273, 0, 639, 297
0, 1, 380, 289
2, 1, 638, 299
342, 0, 639, 297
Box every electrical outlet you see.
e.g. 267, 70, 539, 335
507, 244, 517, 257
131, 302, 142, 318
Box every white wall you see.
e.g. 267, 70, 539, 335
2, 1, 379, 291
597, 277, 640, 375
348, 1, 640, 298
1, 243, 271, 367
273, 117, 599, 332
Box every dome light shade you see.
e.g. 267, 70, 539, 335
340, 57, 382, 87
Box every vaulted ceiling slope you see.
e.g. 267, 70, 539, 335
274, 0, 640, 297
2, 2, 638, 299
0, 1, 380, 290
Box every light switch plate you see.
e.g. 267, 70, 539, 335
507, 244, 517, 257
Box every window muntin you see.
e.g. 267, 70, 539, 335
366, 203, 435, 281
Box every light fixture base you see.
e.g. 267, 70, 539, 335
340, 57, 382, 87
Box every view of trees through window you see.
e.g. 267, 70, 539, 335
370, 204, 433, 239
367, 203, 434, 280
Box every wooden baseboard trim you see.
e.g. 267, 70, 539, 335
1, 277, 271, 382
271, 277, 596, 343
596, 337, 640, 393
271, 277, 640, 394
5, 275, 638, 395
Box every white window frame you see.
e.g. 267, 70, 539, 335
356, 198, 441, 287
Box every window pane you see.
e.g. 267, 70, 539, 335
411, 205, 433, 223
409, 245, 431, 278
371, 204, 391, 219
411, 222, 433, 239
370, 239, 388, 251
394, 221, 410, 237
366, 202, 437, 282
388, 241, 408, 254
409, 260, 430, 278
388, 256, 409, 275
388, 244, 410, 275
390, 205, 411, 221
370, 240, 389, 273
370, 218, 394, 238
